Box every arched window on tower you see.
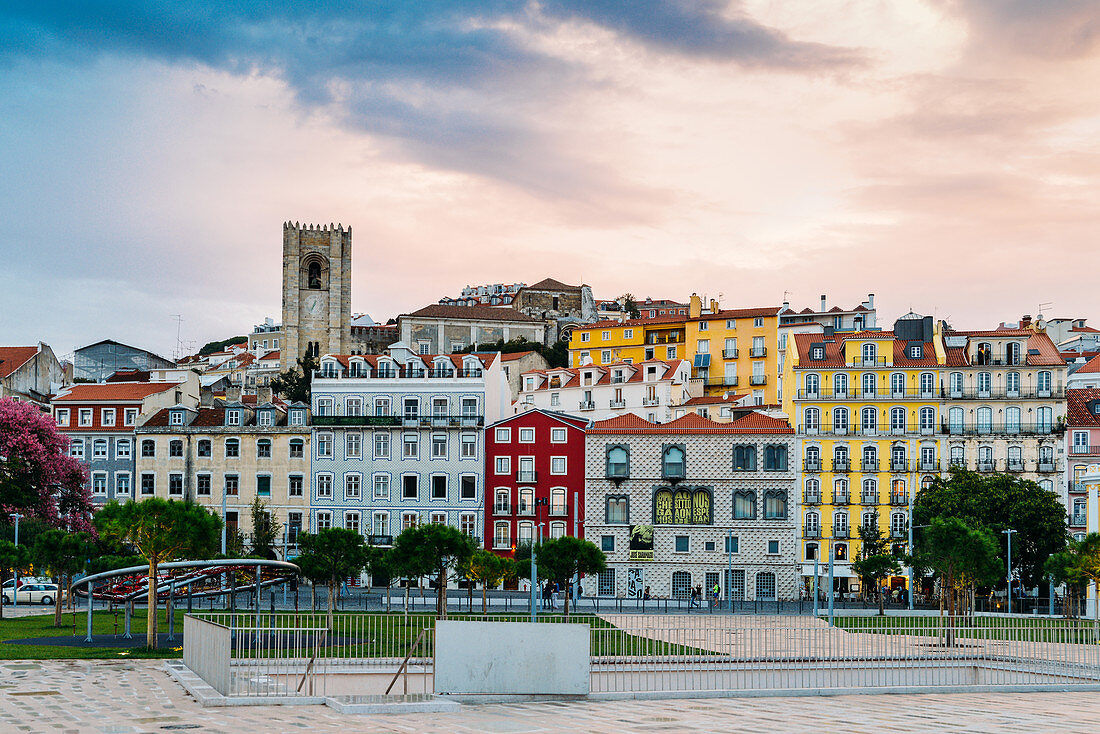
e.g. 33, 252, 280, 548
308, 261, 322, 289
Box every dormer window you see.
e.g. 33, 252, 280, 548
226, 409, 241, 426
811, 347, 825, 360
320, 360, 339, 378
258, 410, 273, 427
169, 411, 184, 426
909, 344, 923, 359
289, 409, 305, 426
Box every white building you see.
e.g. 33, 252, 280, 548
515, 359, 699, 422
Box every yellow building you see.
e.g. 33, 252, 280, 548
568, 316, 686, 367
784, 316, 942, 597
685, 295, 781, 405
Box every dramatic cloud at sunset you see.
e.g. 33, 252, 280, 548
1, 1, 1098, 356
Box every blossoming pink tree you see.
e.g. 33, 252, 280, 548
0, 398, 93, 531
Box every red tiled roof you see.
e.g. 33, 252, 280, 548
573, 315, 684, 331
53, 382, 180, 403
500, 351, 537, 362
522, 278, 583, 292
404, 304, 541, 322
588, 411, 792, 434
259, 350, 280, 361
690, 306, 779, 322
1067, 388, 1100, 426
1077, 355, 1100, 374
792, 333, 844, 368
488, 408, 589, 430
1070, 326, 1100, 333
680, 393, 748, 406
521, 360, 685, 391
0, 347, 38, 379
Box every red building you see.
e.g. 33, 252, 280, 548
485, 409, 587, 556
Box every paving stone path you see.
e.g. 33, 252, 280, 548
2, 659, 1100, 733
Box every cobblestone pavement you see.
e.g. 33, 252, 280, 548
1, 659, 1099, 733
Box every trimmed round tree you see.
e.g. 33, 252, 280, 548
95, 498, 222, 648
32, 529, 95, 626
389, 524, 475, 619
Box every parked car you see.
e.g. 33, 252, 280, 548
1, 583, 61, 605
1, 577, 50, 589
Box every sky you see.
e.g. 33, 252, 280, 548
2, 1, 1099, 360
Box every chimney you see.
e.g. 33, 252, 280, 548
258, 386, 273, 403
867, 293, 875, 310
710, 299, 719, 314
226, 385, 242, 401
1020, 314, 1032, 329
820, 295, 827, 312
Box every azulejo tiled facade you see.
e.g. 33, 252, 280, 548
583, 412, 798, 601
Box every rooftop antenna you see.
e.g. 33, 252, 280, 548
1038, 302, 1052, 320
171, 314, 184, 361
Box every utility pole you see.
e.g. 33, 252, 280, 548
827, 539, 835, 626
727, 530, 733, 612
9, 513, 22, 608
1003, 528, 1016, 613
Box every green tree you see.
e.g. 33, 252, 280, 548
0, 540, 30, 619
198, 336, 248, 355
248, 497, 281, 560
851, 510, 901, 615
1044, 540, 1088, 618
619, 293, 641, 319
914, 468, 1065, 589
389, 524, 475, 619
458, 338, 568, 368
270, 354, 318, 403
535, 536, 606, 618
32, 529, 94, 626
921, 518, 1001, 643
295, 528, 370, 621
94, 498, 223, 648
460, 549, 512, 614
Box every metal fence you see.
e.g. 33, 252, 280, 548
185, 612, 1100, 699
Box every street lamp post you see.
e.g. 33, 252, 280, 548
727, 530, 733, 612
9, 513, 23, 608
1003, 528, 1017, 614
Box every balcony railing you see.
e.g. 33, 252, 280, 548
890, 529, 907, 540
315, 366, 484, 380
919, 460, 938, 472
833, 459, 850, 473
517, 504, 534, 516
833, 527, 850, 539
977, 461, 996, 473
1070, 513, 1087, 527
493, 503, 511, 515
750, 347, 768, 358
723, 349, 739, 359
890, 460, 908, 472
1006, 460, 1025, 473
549, 506, 567, 517
1070, 482, 1086, 493
1071, 444, 1098, 455
943, 422, 1061, 436
891, 492, 908, 506
313, 415, 400, 427
804, 459, 822, 472
833, 490, 850, 505
850, 357, 888, 367
749, 375, 768, 386
861, 493, 879, 505
609, 400, 626, 409
516, 470, 538, 483
804, 526, 821, 539
579, 401, 595, 411
1038, 461, 1057, 473
804, 491, 821, 505
861, 460, 879, 472
705, 376, 738, 387
642, 397, 660, 406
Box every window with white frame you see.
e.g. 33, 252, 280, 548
92, 472, 107, 495
374, 432, 390, 458
550, 521, 566, 539
124, 408, 138, 426
316, 511, 332, 531
92, 439, 108, 459
116, 439, 131, 459
225, 474, 239, 495
495, 427, 511, 443
288, 474, 303, 497
169, 473, 183, 496
431, 433, 446, 458
551, 427, 567, 443
402, 512, 419, 531
79, 409, 92, 426
373, 474, 389, 499
403, 433, 418, 458
460, 513, 476, 536
55, 408, 70, 426
402, 474, 418, 499
431, 475, 447, 499
461, 433, 477, 458
460, 475, 476, 500
495, 456, 511, 474
345, 512, 360, 534
197, 439, 211, 457
316, 474, 333, 497
494, 521, 510, 548
374, 397, 391, 416
257, 438, 272, 458
373, 511, 389, 537
116, 472, 131, 495
70, 438, 84, 459
226, 409, 241, 426
519, 427, 535, 443
140, 473, 155, 495
316, 433, 332, 458
289, 409, 305, 426
101, 408, 116, 426
345, 473, 361, 499
551, 456, 567, 474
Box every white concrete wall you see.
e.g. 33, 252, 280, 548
434, 621, 590, 695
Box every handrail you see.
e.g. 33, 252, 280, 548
385, 627, 428, 695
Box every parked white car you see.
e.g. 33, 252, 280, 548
1, 583, 60, 605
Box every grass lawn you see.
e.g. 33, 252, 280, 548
0, 608, 185, 660
833, 615, 1100, 644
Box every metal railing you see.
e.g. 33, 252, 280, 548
723, 349, 739, 359
1070, 513, 1087, 527
183, 612, 1100, 699
749, 375, 768, 385
1071, 444, 1098, 455
750, 347, 768, 358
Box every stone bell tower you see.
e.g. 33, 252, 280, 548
281, 222, 352, 371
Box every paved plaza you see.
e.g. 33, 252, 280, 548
0, 658, 1097, 733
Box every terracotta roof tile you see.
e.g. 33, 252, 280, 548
522, 278, 582, 292
690, 306, 779, 322
573, 315, 685, 331
1067, 388, 1100, 426
0, 347, 39, 379
53, 382, 180, 402
588, 411, 792, 434
404, 304, 541, 322
680, 393, 748, 406
1076, 355, 1100, 374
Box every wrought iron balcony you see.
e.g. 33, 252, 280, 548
804, 491, 821, 505
1070, 513, 1087, 527
804, 459, 822, 472
833, 459, 850, 473
723, 349, 739, 359
609, 400, 626, 409
891, 492, 908, 506
833, 490, 850, 505
861, 492, 879, 505
749, 347, 768, 358
642, 397, 660, 406
803, 526, 821, 539
749, 375, 767, 385
516, 470, 538, 483
891, 460, 908, 472
861, 460, 879, 472
493, 503, 511, 515
579, 400, 595, 410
